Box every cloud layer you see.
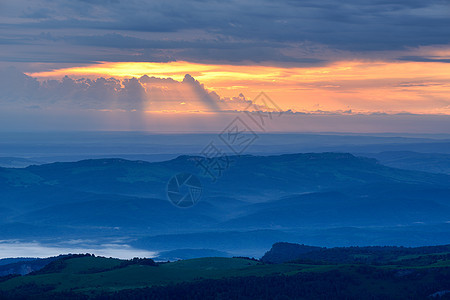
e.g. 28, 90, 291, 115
0, 67, 231, 112
1, 0, 449, 66
0, 67, 449, 134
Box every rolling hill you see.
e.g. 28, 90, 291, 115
0, 153, 449, 256
0, 244, 450, 299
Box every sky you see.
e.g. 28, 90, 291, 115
0, 0, 450, 132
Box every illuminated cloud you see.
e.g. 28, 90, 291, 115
0, 65, 449, 133
26, 60, 450, 115
0, 67, 237, 113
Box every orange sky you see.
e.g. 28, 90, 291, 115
29, 60, 450, 115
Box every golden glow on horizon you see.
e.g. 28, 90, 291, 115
29, 60, 450, 115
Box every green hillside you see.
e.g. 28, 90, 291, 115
0, 256, 303, 295
1, 248, 450, 299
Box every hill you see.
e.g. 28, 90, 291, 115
0, 153, 450, 256
0, 256, 63, 276
262, 242, 450, 264
362, 151, 450, 175
0, 244, 450, 299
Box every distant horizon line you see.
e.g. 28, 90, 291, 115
0, 130, 450, 137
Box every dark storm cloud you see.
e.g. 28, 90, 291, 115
45, 33, 279, 50
1, 0, 449, 64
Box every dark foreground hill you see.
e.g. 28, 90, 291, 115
0, 244, 450, 299
262, 242, 450, 264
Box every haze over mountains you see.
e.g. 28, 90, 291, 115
0, 133, 449, 258
1, 132, 450, 165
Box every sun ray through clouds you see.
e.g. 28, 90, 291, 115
29, 60, 450, 115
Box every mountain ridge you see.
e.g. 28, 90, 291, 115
0, 152, 449, 255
